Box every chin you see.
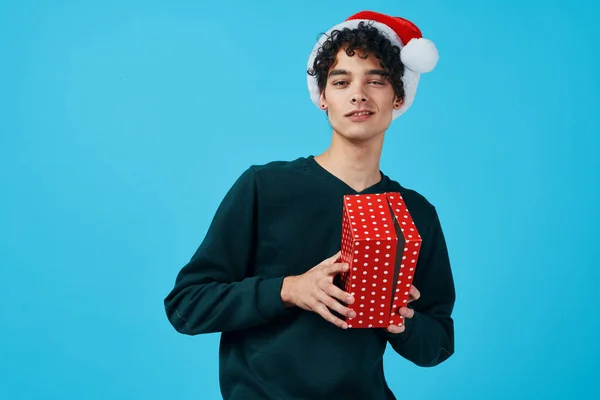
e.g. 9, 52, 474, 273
334, 122, 386, 142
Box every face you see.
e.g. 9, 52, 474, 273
320, 48, 403, 142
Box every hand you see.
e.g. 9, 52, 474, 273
280, 251, 356, 329
386, 284, 420, 334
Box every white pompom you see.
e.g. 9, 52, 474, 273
400, 38, 439, 73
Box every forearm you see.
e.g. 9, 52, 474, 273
383, 206, 456, 366
164, 271, 289, 335
383, 309, 454, 367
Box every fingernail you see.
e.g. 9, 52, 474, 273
349, 311, 356, 318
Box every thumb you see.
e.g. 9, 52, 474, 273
387, 325, 404, 334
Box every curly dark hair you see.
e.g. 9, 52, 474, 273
307, 21, 405, 101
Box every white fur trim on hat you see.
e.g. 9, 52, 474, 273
307, 19, 436, 119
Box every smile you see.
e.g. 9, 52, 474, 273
346, 110, 374, 121
346, 110, 374, 116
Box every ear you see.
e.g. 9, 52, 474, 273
393, 95, 404, 110
319, 92, 328, 110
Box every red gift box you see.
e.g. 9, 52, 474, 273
339, 192, 422, 329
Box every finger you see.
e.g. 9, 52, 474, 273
323, 282, 355, 305
324, 251, 342, 265
327, 262, 349, 276
386, 324, 405, 334
314, 302, 349, 329
318, 290, 356, 319
398, 306, 415, 319
408, 285, 420, 302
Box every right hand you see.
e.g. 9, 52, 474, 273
281, 251, 356, 329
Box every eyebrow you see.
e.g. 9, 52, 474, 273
328, 69, 389, 77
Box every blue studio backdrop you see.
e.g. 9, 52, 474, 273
1, 0, 599, 399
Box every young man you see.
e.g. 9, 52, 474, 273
164, 10, 455, 400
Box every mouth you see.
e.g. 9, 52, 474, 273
345, 110, 374, 121
345, 110, 374, 117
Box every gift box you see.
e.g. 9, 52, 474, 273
338, 192, 422, 328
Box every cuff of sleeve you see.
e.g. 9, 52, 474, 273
256, 276, 291, 322
381, 311, 418, 344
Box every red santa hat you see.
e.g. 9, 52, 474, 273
307, 11, 439, 119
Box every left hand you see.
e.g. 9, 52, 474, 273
386, 284, 420, 334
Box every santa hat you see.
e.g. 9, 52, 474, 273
307, 11, 439, 119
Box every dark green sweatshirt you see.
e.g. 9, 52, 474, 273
163, 156, 455, 400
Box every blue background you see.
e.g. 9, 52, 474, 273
1, 0, 598, 399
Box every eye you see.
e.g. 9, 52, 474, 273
332, 80, 349, 86
369, 80, 385, 85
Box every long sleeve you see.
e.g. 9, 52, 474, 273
163, 167, 290, 335
382, 207, 456, 367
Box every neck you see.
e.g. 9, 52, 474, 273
314, 129, 384, 192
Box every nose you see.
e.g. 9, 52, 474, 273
350, 93, 368, 104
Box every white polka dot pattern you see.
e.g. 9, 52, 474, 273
385, 193, 422, 327
339, 192, 422, 329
